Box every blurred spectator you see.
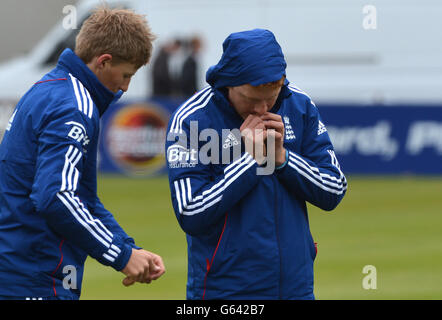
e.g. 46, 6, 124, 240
151, 36, 203, 99
168, 39, 187, 97
180, 36, 202, 97
151, 39, 182, 97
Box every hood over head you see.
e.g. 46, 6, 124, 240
206, 29, 287, 89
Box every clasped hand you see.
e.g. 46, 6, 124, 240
121, 248, 166, 286
240, 112, 286, 166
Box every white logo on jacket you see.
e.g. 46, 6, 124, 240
223, 132, 240, 149
65, 121, 90, 146
167, 144, 197, 168
284, 116, 296, 140
318, 120, 327, 135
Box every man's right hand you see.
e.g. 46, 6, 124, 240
121, 248, 166, 286
240, 114, 267, 165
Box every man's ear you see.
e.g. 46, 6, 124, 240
95, 54, 113, 69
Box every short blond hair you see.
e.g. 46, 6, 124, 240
75, 6, 155, 68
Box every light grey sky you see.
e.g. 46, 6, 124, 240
0, 0, 79, 62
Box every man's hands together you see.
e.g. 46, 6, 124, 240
121, 248, 166, 287
240, 112, 286, 167
240, 114, 268, 165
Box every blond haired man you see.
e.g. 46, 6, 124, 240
0, 7, 165, 300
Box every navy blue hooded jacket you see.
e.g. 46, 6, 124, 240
166, 29, 347, 299
0, 49, 137, 299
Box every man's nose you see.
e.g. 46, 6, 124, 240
253, 101, 268, 116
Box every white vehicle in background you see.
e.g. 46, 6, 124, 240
0, 0, 441, 175
1, 0, 441, 112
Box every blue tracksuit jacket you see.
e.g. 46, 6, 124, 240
0, 49, 137, 299
165, 29, 348, 300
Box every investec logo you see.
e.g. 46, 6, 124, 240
167, 145, 198, 168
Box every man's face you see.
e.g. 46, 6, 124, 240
227, 83, 282, 119
96, 60, 138, 94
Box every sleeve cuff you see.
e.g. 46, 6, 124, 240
108, 241, 133, 272
276, 149, 289, 170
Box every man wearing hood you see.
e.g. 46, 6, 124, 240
166, 29, 347, 300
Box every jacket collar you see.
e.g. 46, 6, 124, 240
56, 48, 122, 116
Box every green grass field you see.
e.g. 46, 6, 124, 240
81, 175, 442, 300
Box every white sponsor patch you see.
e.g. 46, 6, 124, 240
167, 144, 197, 168
65, 121, 90, 147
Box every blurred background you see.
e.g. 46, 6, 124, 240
0, 0, 441, 299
